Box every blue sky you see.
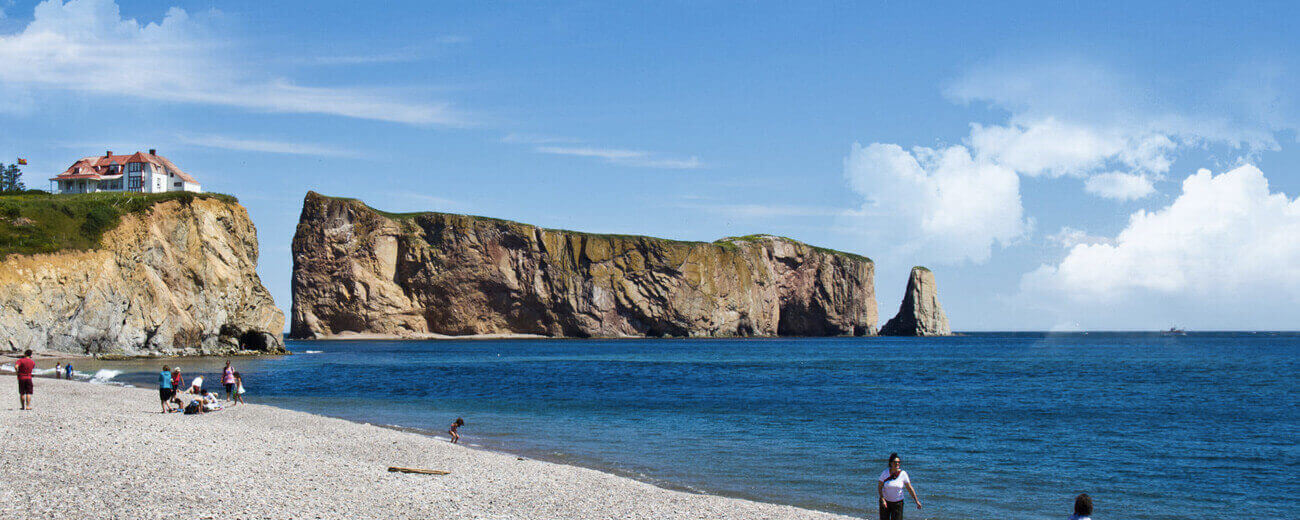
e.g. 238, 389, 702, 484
2, 1, 1298, 330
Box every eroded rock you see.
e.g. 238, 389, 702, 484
290, 192, 877, 339
0, 197, 286, 355
880, 266, 951, 336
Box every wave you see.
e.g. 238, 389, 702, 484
303, 350, 323, 354
88, 369, 124, 384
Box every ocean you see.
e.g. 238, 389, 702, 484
66, 332, 1298, 519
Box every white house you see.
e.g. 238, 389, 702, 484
50, 150, 202, 194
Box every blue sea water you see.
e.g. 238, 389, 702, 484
80, 333, 1298, 519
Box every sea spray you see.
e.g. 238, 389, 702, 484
88, 369, 124, 384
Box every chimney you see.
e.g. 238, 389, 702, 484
149, 149, 157, 156
105, 150, 112, 157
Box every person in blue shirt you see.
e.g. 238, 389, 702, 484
159, 365, 175, 413
64, 363, 73, 379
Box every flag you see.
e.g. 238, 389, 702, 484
16, 158, 26, 165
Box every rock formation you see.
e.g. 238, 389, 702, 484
290, 192, 877, 339
0, 197, 285, 355
880, 266, 951, 336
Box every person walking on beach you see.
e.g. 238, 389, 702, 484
159, 364, 175, 413
448, 418, 464, 444
14, 350, 35, 410
231, 371, 245, 406
54, 362, 62, 379
222, 361, 236, 401
64, 362, 73, 379
877, 453, 921, 520
1069, 493, 1093, 520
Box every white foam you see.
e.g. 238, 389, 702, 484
0, 364, 13, 372
303, 350, 323, 354
32, 367, 59, 376
88, 369, 124, 384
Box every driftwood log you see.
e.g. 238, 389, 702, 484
387, 466, 450, 475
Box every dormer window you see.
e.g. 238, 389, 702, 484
128, 162, 143, 173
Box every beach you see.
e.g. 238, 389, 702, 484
0, 377, 853, 520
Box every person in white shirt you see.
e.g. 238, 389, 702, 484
877, 452, 922, 520
1069, 493, 1093, 520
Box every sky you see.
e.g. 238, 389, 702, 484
1, 0, 1298, 331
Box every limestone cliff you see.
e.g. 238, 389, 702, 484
291, 192, 876, 339
0, 196, 285, 355
880, 266, 951, 336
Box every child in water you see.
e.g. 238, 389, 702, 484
448, 418, 465, 444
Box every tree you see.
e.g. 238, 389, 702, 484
0, 163, 25, 192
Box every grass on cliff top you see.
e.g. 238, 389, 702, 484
717, 234, 872, 262
319, 193, 872, 262
0, 191, 238, 259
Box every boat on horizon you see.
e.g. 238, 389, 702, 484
1164, 326, 1187, 335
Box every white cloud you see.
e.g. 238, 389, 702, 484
842, 142, 1027, 263
178, 135, 358, 157
0, 0, 464, 125
1083, 171, 1156, 200
1022, 165, 1300, 305
535, 145, 702, 170
1046, 227, 1112, 249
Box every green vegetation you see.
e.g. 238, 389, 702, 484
0, 191, 237, 259
716, 234, 872, 262
912, 265, 931, 272
0, 163, 25, 192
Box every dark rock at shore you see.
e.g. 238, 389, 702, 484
880, 266, 951, 336
290, 191, 878, 339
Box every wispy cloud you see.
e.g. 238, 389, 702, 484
500, 133, 581, 145
535, 145, 702, 170
178, 135, 359, 157
0, 0, 467, 126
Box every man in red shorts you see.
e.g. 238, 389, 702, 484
14, 349, 35, 410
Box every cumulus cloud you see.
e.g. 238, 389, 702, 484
0, 0, 463, 125
1022, 165, 1300, 305
1083, 171, 1156, 200
843, 142, 1027, 263
1046, 227, 1112, 249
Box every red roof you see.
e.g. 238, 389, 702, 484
50, 151, 199, 184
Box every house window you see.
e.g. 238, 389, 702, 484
173, 182, 183, 188
128, 175, 142, 191
128, 162, 143, 173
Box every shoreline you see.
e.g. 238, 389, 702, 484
1, 377, 855, 519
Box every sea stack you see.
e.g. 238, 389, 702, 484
290, 192, 878, 339
879, 266, 951, 336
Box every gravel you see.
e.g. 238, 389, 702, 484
1, 378, 855, 519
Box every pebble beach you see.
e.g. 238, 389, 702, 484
0, 377, 854, 519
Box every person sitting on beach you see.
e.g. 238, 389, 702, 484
448, 418, 465, 444
201, 390, 223, 412
54, 362, 62, 379
877, 453, 922, 520
1069, 493, 1093, 520
183, 397, 204, 415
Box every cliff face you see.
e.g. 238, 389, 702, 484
0, 197, 285, 355
880, 266, 951, 336
291, 192, 877, 339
